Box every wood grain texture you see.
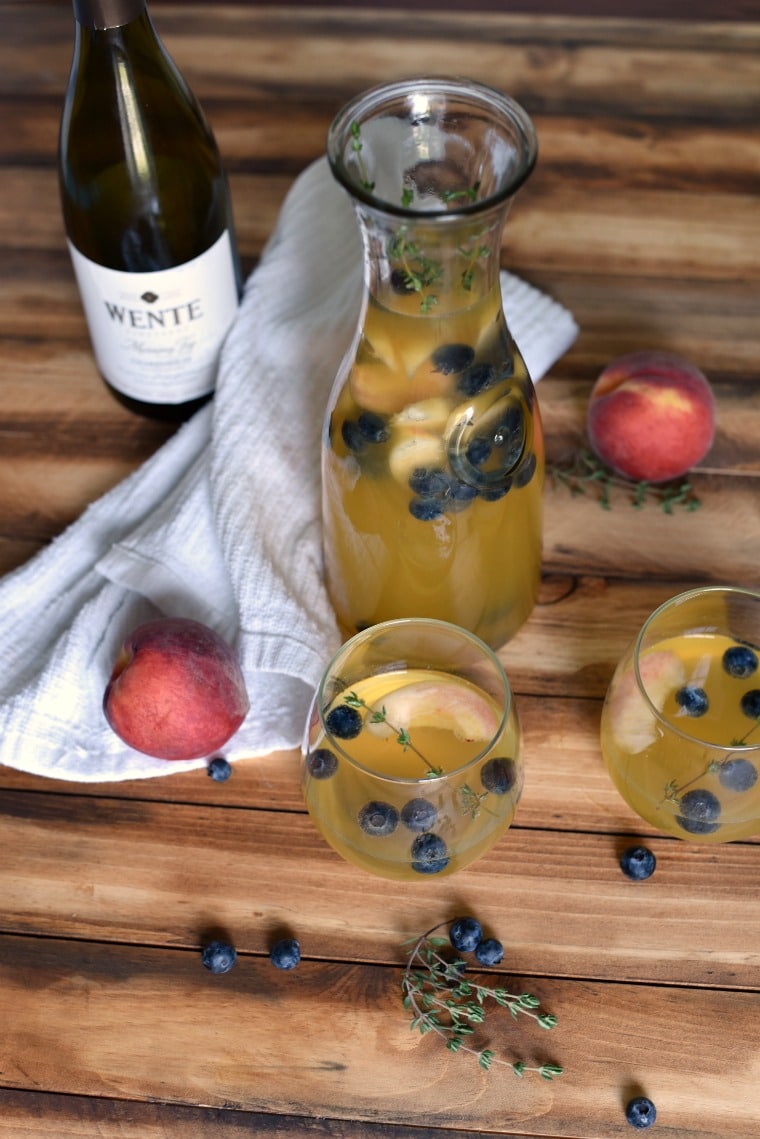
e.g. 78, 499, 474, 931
1, 933, 759, 1138
1, 787, 758, 987
1, 5, 759, 1137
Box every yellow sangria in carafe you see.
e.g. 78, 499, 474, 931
323, 79, 542, 649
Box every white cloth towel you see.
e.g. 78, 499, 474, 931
0, 157, 578, 782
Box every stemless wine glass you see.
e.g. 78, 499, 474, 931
600, 586, 760, 842
301, 619, 522, 879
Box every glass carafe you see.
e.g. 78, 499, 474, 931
323, 77, 542, 649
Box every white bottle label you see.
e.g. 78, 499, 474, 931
68, 230, 239, 404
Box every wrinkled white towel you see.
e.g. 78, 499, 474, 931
0, 157, 578, 782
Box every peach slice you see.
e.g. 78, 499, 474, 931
609, 649, 686, 753
388, 432, 447, 484
366, 679, 501, 743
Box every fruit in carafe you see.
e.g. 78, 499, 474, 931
323, 285, 544, 649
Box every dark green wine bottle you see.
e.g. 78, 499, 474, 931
59, 0, 242, 420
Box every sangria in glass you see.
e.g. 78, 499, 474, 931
601, 586, 760, 842
301, 619, 522, 879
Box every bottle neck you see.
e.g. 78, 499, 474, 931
353, 202, 508, 318
73, 0, 146, 30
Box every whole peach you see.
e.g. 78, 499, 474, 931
103, 617, 249, 760
586, 350, 715, 483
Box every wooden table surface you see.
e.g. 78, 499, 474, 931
1, 4, 759, 1137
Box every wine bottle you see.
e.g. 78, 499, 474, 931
58, 0, 242, 420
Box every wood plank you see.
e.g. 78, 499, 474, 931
0, 1089, 525, 1139
5, 164, 759, 287
1, 788, 758, 987
1, 932, 758, 1138
2, 8, 759, 116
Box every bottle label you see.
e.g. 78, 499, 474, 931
68, 231, 239, 404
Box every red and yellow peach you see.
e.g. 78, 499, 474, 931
103, 617, 249, 760
587, 350, 715, 483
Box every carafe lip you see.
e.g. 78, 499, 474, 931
327, 75, 538, 219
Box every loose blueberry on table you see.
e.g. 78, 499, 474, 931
207, 756, 232, 782
620, 845, 656, 881
474, 937, 504, 966
270, 937, 301, 971
201, 940, 237, 975
625, 1095, 657, 1129
449, 916, 483, 953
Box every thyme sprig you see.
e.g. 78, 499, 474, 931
402, 924, 563, 1079
348, 122, 482, 311
343, 691, 443, 777
350, 121, 375, 192
548, 448, 701, 513
340, 693, 498, 819
662, 717, 760, 806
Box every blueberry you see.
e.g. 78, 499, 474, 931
358, 800, 399, 837
270, 937, 300, 970
357, 410, 390, 444
457, 361, 496, 396
201, 940, 237, 975
719, 757, 758, 792
481, 757, 517, 795
409, 497, 444, 521
431, 343, 475, 375
676, 787, 721, 835
620, 845, 656, 881
390, 267, 415, 294
448, 480, 479, 510
740, 689, 760, 719
514, 450, 537, 488
306, 747, 338, 780
474, 937, 503, 966
493, 405, 525, 464
207, 756, 232, 782
479, 478, 512, 502
408, 468, 451, 498
466, 436, 492, 467
400, 797, 438, 832
410, 832, 450, 874
625, 1096, 657, 1129
722, 644, 758, 678
675, 686, 709, 716
341, 418, 366, 453
325, 704, 362, 740
449, 916, 483, 953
